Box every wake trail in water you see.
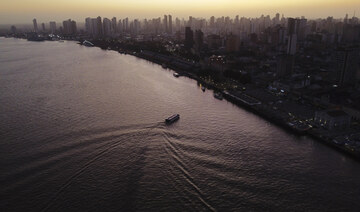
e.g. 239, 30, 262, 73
2, 122, 164, 187
40, 121, 163, 212
162, 131, 216, 211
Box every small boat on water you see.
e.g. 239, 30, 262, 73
165, 114, 180, 124
214, 92, 223, 100
173, 72, 180, 77
201, 86, 206, 92
82, 40, 94, 47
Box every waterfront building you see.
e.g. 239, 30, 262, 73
314, 110, 351, 130
103, 18, 112, 37
89, 18, 99, 38
10, 25, 16, 34
97, 16, 103, 36
62, 19, 77, 35
41, 23, 45, 32
49, 21, 56, 34
33, 18, 38, 32
111, 17, 117, 34
85, 17, 91, 34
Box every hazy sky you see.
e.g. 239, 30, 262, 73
1, 0, 359, 24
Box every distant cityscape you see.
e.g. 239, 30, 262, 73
2, 13, 360, 158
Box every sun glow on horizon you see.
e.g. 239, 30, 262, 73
1, 0, 359, 24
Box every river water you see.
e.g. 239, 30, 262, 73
0, 37, 359, 211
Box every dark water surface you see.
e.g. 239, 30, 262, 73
1, 38, 359, 211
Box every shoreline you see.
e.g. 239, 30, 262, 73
2, 36, 358, 161
89, 42, 360, 161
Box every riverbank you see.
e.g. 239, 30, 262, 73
85, 39, 360, 161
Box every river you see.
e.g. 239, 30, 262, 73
0, 37, 359, 211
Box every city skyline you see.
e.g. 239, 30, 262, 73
1, 0, 360, 24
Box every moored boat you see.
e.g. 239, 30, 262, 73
173, 72, 180, 77
165, 114, 180, 124
214, 92, 223, 100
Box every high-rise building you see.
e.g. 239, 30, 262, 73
226, 34, 239, 53
90, 18, 99, 37
210, 16, 215, 28
118, 19, 122, 33
41, 23, 45, 32
168, 15, 172, 34
163, 15, 168, 33
63, 19, 77, 35
133, 19, 140, 35
175, 18, 181, 31
274, 13, 280, 25
33, 18, 38, 32
85, 17, 91, 34
10, 25, 16, 34
103, 18, 111, 37
333, 46, 359, 86
194, 29, 204, 51
188, 16, 193, 27
287, 18, 298, 55
297, 18, 307, 41
97, 16, 103, 36
49, 21, 56, 34
111, 17, 117, 34
124, 18, 129, 32
185, 27, 194, 49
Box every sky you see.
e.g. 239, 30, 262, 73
1, 0, 359, 24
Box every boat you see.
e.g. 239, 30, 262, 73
173, 72, 180, 77
82, 40, 94, 47
165, 114, 180, 124
214, 92, 223, 100
201, 86, 206, 92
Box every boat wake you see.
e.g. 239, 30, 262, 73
162, 130, 216, 211
5, 122, 164, 212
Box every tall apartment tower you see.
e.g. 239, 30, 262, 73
194, 29, 204, 51
287, 18, 298, 55
111, 17, 117, 34
33, 18, 38, 32
184, 27, 194, 49
333, 46, 359, 86
163, 15, 168, 33
49, 21, 56, 34
62, 19, 77, 35
168, 15, 172, 34
98, 16, 103, 36
103, 18, 111, 37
